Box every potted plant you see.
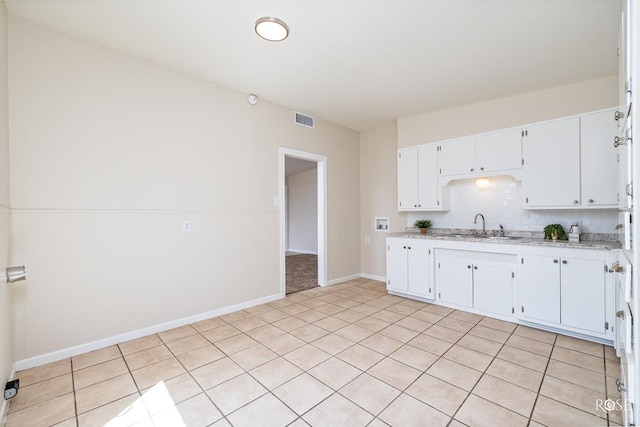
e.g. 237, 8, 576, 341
413, 219, 433, 234
543, 224, 568, 240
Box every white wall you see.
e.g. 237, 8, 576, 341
8, 16, 360, 361
398, 76, 618, 148
360, 125, 405, 279
0, 0, 14, 417
406, 177, 617, 235
287, 168, 317, 254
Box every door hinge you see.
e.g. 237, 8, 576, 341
512, 307, 515, 314
605, 321, 609, 330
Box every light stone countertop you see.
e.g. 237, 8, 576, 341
389, 228, 621, 251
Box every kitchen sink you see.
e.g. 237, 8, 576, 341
478, 235, 523, 241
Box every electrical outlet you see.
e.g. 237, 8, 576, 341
365, 235, 370, 244
182, 220, 191, 233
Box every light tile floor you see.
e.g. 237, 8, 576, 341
5, 279, 622, 426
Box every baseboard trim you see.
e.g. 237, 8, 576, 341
360, 273, 385, 282
324, 274, 361, 287
0, 365, 16, 426
14, 293, 282, 371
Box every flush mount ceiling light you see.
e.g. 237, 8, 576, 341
255, 17, 289, 42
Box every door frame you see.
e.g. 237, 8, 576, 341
279, 147, 327, 297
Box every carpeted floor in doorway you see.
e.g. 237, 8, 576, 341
286, 253, 318, 294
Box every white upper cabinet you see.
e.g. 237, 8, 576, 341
476, 128, 523, 173
439, 130, 522, 178
438, 136, 476, 176
523, 116, 581, 208
398, 144, 443, 211
581, 109, 619, 207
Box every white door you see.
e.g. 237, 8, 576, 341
581, 109, 618, 207
560, 258, 606, 334
520, 255, 561, 323
407, 242, 432, 298
398, 148, 419, 210
473, 263, 513, 317
477, 128, 522, 173
417, 145, 439, 209
438, 136, 476, 177
524, 117, 581, 208
437, 255, 473, 307
386, 239, 408, 292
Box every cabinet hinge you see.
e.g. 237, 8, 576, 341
525, 130, 528, 136
521, 306, 524, 313
521, 158, 524, 166
521, 130, 524, 137
605, 321, 609, 330
512, 307, 515, 314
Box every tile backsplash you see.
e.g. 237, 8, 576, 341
406, 176, 618, 235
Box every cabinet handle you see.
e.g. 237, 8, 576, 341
473, 266, 478, 270
553, 259, 559, 263
480, 167, 484, 171
467, 265, 471, 269
588, 199, 594, 204
407, 246, 411, 250
562, 260, 567, 264
403, 246, 406, 249
470, 168, 474, 172
573, 200, 579, 204
418, 204, 421, 207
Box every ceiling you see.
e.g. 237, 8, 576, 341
285, 157, 317, 177
5, 0, 622, 132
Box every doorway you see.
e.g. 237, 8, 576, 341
279, 148, 326, 296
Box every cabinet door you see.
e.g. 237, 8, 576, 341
417, 145, 439, 209
477, 128, 522, 173
473, 264, 513, 316
436, 256, 473, 307
439, 136, 476, 176
581, 110, 618, 207
386, 239, 408, 292
398, 149, 419, 210
407, 242, 432, 298
521, 255, 560, 324
524, 117, 581, 207
560, 258, 606, 334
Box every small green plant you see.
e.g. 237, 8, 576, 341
543, 224, 568, 240
413, 219, 433, 229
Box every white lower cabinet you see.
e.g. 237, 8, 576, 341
386, 238, 433, 299
435, 249, 515, 317
519, 252, 611, 338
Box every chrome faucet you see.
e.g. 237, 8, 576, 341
474, 213, 486, 234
